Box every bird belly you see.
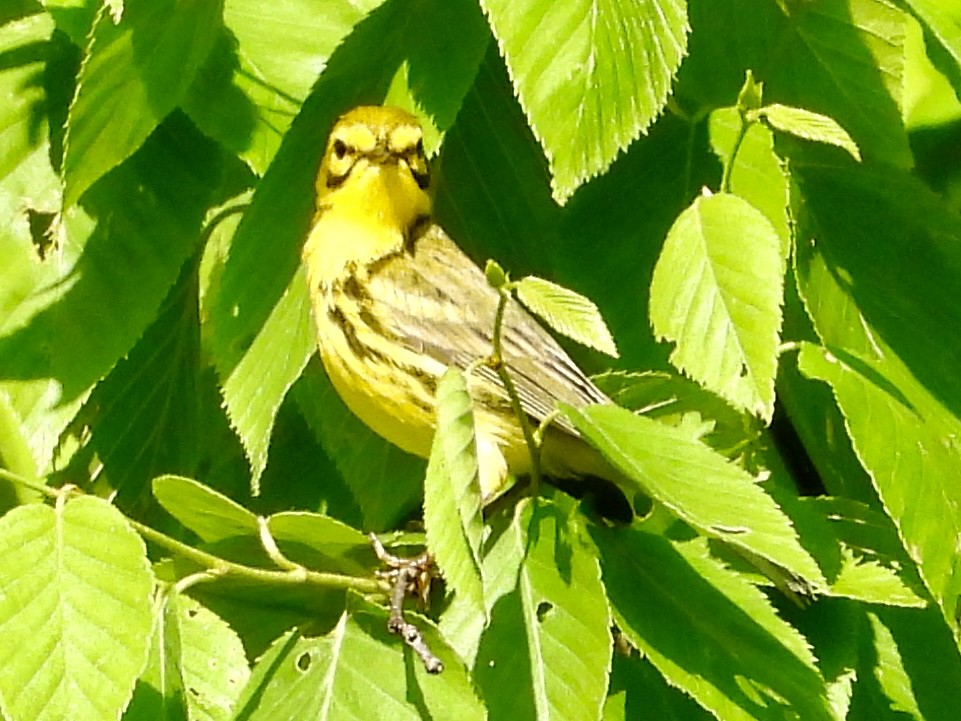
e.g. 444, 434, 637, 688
313, 302, 439, 460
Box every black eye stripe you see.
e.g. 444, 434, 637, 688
326, 158, 356, 189
412, 167, 430, 190
326, 171, 349, 190
324, 136, 428, 189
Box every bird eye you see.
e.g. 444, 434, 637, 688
332, 139, 348, 159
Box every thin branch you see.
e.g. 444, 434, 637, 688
370, 533, 444, 673
131, 517, 385, 594
386, 566, 444, 674
720, 114, 750, 194
487, 288, 545, 496
0, 468, 387, 596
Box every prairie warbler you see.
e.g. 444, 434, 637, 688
303, 106, 623, 505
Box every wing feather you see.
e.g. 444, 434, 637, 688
364, 224, 609, 435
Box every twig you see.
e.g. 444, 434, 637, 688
387, 566, 444, 674
0, 468, 386, 596
488, 288, 545, 496
369, 533, 444, 674
721, 110, 750, 194
258, 516, 307, 577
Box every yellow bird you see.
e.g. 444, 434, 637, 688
303, 106, 623, 505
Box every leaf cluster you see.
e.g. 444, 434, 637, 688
2, 1, 961, 720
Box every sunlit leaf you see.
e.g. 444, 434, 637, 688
0, 497, 154, 721
152, 474, 258, 543
902, 0, 961, 102
793, 155, 961, 637
183, 0, 386, 174
126, 591, 249, 721
679, 0, 910, 167
565, 404, 823, 585
220, 267, 314, 492
708, 107, 790, 258
480, 0, 688, 202
857, 607, 961, 721
0, 115, 224, 470
267, 512, 372, 576
62, 0, 222, 206
423, 368, 486, 622
594, 528, 832, 721
757, 103, 861, 160
476, 498, 611, 721
650, 192, 783, 422
516, 276, 618, 357
231, 602, 484, 720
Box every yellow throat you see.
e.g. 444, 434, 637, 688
303, 106, 432, 285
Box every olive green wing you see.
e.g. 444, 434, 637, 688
365, 224, 608, 434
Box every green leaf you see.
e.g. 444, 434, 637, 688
650, 192, 784, 422
708, 107, 791, 258
757, 103, 861, 160
438, 504, 525, 666
791, 599, 860, 721
423, 368, 486, 622
267, 512, 372, 576
480, 0, 689, 202
776, 318, 878, 505
829, 551, 927, 609
126, 591, 250, 721
167, 593, 249, 721
799, 342, 961, 632
82, 262, 201, 506
804, 497, 927, 608
780, 0, 909, 167
183, 0, 386, 175
433, 44, 559, 277
793, 156, 961, 637
0, 392, 41, 508
232, 603, 485, 720
592, 370, 754, 458
680, 0, 910, 167
40, 0, 97, 46
0, 13, 73, 477
152, 474, 258, 543
564, 404, 824, 586
0, 496, 154, 721
857, 607, 961, 721
0, 11, 58, 197
380, 0, 490, 151
735, 69, 764, 112
62, 0, 223, 206
603, 654, 714, 721
0, 114, 224, 449
866, 611, 926, 719
902, 0, 961, 103
475, 498, 612, 721
558, 121, 705, 371
515, 276, 619, 357
593, 528, 833, 721
220, 266, 315, 492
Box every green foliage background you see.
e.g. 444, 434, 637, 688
2, 0, 961, 719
